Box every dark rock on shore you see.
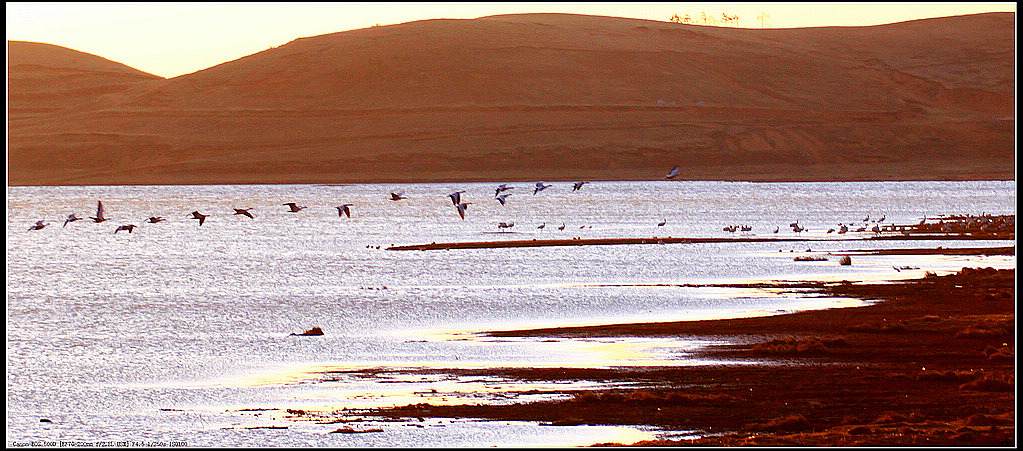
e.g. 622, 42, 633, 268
290, 327, 324, 336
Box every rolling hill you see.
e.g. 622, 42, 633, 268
6, 12, 1015, 185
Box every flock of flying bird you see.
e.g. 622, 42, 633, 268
24, 167, 897, 236
27, 199, 360, 233
24, 180, 606, 234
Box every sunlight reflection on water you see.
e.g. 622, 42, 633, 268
7, 180, 1014, 446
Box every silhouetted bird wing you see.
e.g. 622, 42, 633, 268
337, 204, 352, 218
91, 201, 107, 222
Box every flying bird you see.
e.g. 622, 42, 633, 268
448, 190, 466, 206
665, 166, 680, 179
572, 181, 589, 191
189, 211, 208, 226
336, 204, 353, 218
145, 216, 166, 223
114, 224, 136, 234
90, 201, 108, 223
233, 208, 255, 218
533, 182, 552, 195
495, 193, 512, 205
455, 202, 472, 220
28, 220, 47, 231
495, 184, 515, 196
63, 213, 83, 228
389, 191, 407, 201
498, 222, 515, 230
283, 203, 306, 212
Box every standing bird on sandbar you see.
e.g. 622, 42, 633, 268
389, 191, 407, 201
495, 184, 515, 196
658, 219, 667, 227
558, 223, 566, 231
283, 203, 307, 212
188, 211, 208, 226
533, 182, 552, 195
665, 166, 680, 179
63, 213, 84, 228
233, 208, 255, 219
537, 222, 546, 230
90, 201, 108, 223
114, 224, 136, 234
455, 202, 472, 220
773, 227, 779, 234
336, 204, 353, 218
29, 220, 47, 231
448, 190, 466, 206
145, 216, 166, 224
572, 181, 589, 191
495, 193, 512, 205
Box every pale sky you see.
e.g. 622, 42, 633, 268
7, 2, 1016, 79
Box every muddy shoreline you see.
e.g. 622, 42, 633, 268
386, 233, 1014, 251
364, 263, 1014, 446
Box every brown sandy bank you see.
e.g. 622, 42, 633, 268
386, 236, 1014, 251
8, 13, 1014, 185
842, 246, 1014, 256
372, 267, 1014, 446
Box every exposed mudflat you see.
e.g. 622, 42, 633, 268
360, 266, 1015, 446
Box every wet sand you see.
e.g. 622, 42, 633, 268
365, 259, 1014, 446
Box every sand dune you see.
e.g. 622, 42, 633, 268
7, 12, 1015, 185
8, 41, 161, 118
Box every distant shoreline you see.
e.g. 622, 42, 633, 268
387, 235, 1015, 251
6, 177, 1019, 187
7, 176, 1018, 187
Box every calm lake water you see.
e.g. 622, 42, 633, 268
6, 181, 1015, 447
